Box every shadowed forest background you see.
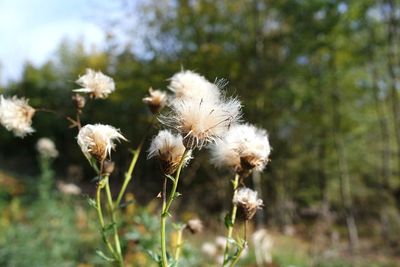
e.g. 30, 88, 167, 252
1, 0, 400, 266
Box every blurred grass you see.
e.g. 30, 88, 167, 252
1, 170, 399, 267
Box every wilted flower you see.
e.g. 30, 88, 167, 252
36, 138, 58, 158
148, 130, 191, 174
57, 181, 82, 195
142, 88, 168, 113
233, 187, 263, 220
74, 69, 115, 99
72, 94, 86, 111
168, 70, 220, 102
0, 95, 35, 137
186, 218, 203, 234
210, 124, 271, 173
201, 242, 217, 257
77, 124, 126, 161
161, 97, 241, 149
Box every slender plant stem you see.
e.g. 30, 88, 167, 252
115, 116, 155, 207
174, 228, 184, 266
96, 182, 117, 259
229, 221, 248, 267
222, 173, 240, 266
115, 142, 143, 207
160, 148, 189, 267
105, 177, 124, 266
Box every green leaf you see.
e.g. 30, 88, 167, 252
173, 192, 182, 199
102, 223, 116, 236
96, 250, 115, 262
86, 196, 97, 208
146, 250, 161, 264
224, 212, 233, 228
166, 174, 176, 183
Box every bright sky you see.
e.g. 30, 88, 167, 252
0, 0, 110, 84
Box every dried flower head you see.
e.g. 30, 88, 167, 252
74, 69, 115, 99
148, 130, 191, 174
57, 181, 81, 195
0, 95, 35, 137
168, 70, 220, 102
186, 219, 203, 234
233, 187, 263, 220
201, 242, 217, 257
77, 124, 126, 161
36, 138, 58, 158
72, 94, 86, 111
161, 97, 241, 149
142, 88, 168, 113
210, 124, 271, 173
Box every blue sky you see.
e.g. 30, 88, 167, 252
0, 0, 111, 84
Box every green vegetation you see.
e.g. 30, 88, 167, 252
1, 0, 400, 266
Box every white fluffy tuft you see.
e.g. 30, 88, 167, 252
74, 69, 115, 99
0, 95, 35, 138
210, 123, 271, 172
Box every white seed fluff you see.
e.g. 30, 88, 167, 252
233, 187, 263, 209
142, 88, 168, 113
210, 124, 271, 172
161, 97, 241, 149
36, 138, 59, 158
168, 70, 220, 102
148, 130, 191, 174
77, 124, 126, 161
0, 95, 35, 138
74, 69, 115, 99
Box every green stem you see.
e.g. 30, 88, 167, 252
222, 173, 240, 266
105, 177, 124, 266
115, 116, 155, 207
161, 149, 189, 267
96, 182, 118, 259
115, 142, 143, 207
174, 228, 184, 266
229, 221, 248, 267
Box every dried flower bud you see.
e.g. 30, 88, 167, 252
148, 130, 191, 175
36, 138, 58, 158
186, 219, 203, 234
72, 94, 86, 111
233, 187, 263, 221
0, 95, 35, 137
142, 88, 168, 114
73, 69, 115, 99
103, 160, 115, 175
77, 124, 126, 161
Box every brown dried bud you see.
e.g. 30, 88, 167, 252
186, 219, 203, 234
103, 160, 115, 175
142, 88, 168, 114
72, 94, 86, 111
233, 187, 263, 221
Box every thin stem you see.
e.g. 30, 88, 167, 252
115, 142, 143, 207
229, 222, 248, 267
96, 182, 117, 259
115, 116, 155, 207
222, 173, 240, 266
105, 177, 124, 266
174, 228, 184, 266
161, 148, 189, 267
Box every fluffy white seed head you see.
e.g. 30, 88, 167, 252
210, 124, 271, 173
142, 88, 168, 113
36, 138, 58, 158
186, 219, 204, 234
77, 124, 126, 161
168, 70, 221, 102
233, 187, 263, 220
160, 97, 241, 149
0, 95, 35, 137
74, 69, 115, 99
148, 130, 191, 174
